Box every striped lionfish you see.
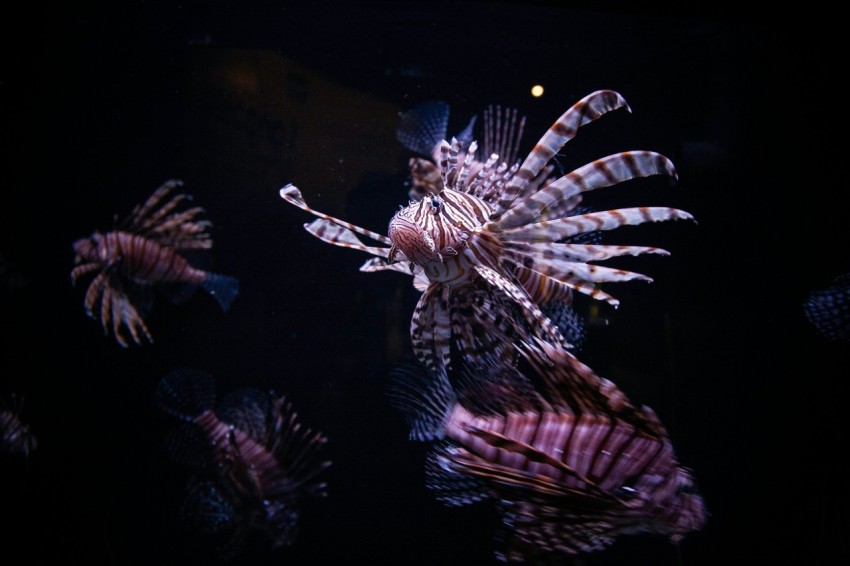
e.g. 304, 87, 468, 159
388, 339, 707, 561
396, 99, 595, 351
156, 369, 331, 556
71, 180, 239, 347
0, 393, 37, 458
280, 90, 694, 372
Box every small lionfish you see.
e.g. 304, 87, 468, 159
0, 393, 37, 458
71, 180, 239, 347
388, 339, 707, 561
280, 90, 693, 372
156, 369, 330, 556
803, 272, 850, 341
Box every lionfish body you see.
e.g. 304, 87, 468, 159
388, 340, 706, 560
71, 180, 239, 347
0, 394, 37, 457
156, 369, 330, 553
280, 90, 694, 371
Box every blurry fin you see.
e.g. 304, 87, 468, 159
218, 388, 273, 445
164, 423, 214, 466
265, 500, 300, 549
163, 281, 198, 305
541, 301, 587, 354
180, 477, 236, 535
425, 442, 490, 507
455, 114, 477, 149
803, 272, 850, 341
202, 273, 239, 312
397, 101, 450, 157
386, 359, 455, 441
156, 368, 217, 421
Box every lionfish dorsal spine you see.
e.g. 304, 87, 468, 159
491, 151, 677, 231
493, 90, 631, 217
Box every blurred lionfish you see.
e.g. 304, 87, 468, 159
388, 339, 707, 561
156, 369, 330, 556
0, 393, 37, 457
70, 180, 239, 347
803, 272, 850, 341
280, 90, 693, 372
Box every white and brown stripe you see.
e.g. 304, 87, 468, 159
281, 90, 694, 370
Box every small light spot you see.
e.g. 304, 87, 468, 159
531, 84, 544, 97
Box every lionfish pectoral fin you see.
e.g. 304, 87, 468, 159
280, 185, 394, 246
202, 272, 240, 312
305, 218, 393, 258
396, 100, 451, 157
424, 442, 491, 507
156, 368, 217, 421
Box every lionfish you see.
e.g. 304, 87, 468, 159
0, 393, 37, 458
71, 180, 239, 347
388, 339, 707, 561
156, 369, 330, 556
803, 272, 850, 341
280, 90, 694, 372
395, 99, 593, 352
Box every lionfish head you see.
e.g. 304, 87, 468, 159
387, 201, 441, 266
388, 193, 472, 271
72, 231, 102, 263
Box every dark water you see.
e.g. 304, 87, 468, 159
2, 4, 846, 565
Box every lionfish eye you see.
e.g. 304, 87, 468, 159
430, 196, 442, 210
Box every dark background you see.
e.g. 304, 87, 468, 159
2, 3, 846, 565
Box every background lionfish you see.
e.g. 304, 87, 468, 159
803, 272, 850, 341
387, 339, 707, 562
0, 393, 37, 458
70, 180, 239, 347
280, 90, 694, 372
156, 369, 330, 557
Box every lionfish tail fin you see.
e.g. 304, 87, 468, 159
386, 360, 455, 441
156, 368, 217, 421
202, 272, 239, 312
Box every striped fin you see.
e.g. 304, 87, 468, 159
483, 105, 526, 165
425, 442, 491, 507
449, 287, 532, 372
279, 185, 393, 246
500, 207, 694, 243
386, 360, 456, 441
265, 394, 331, 496
492, 151, 677, 230
304, 219, 394, 258
493, 90, 631, 217
122, 180, 214, 249
124, 179, 187, 230
358, 257, 416, 276
411, 285, 453, 371
518, 337, 668, 437
473, 265, 568, 349
505, 241, 670, 263
510, 257, 655, 286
